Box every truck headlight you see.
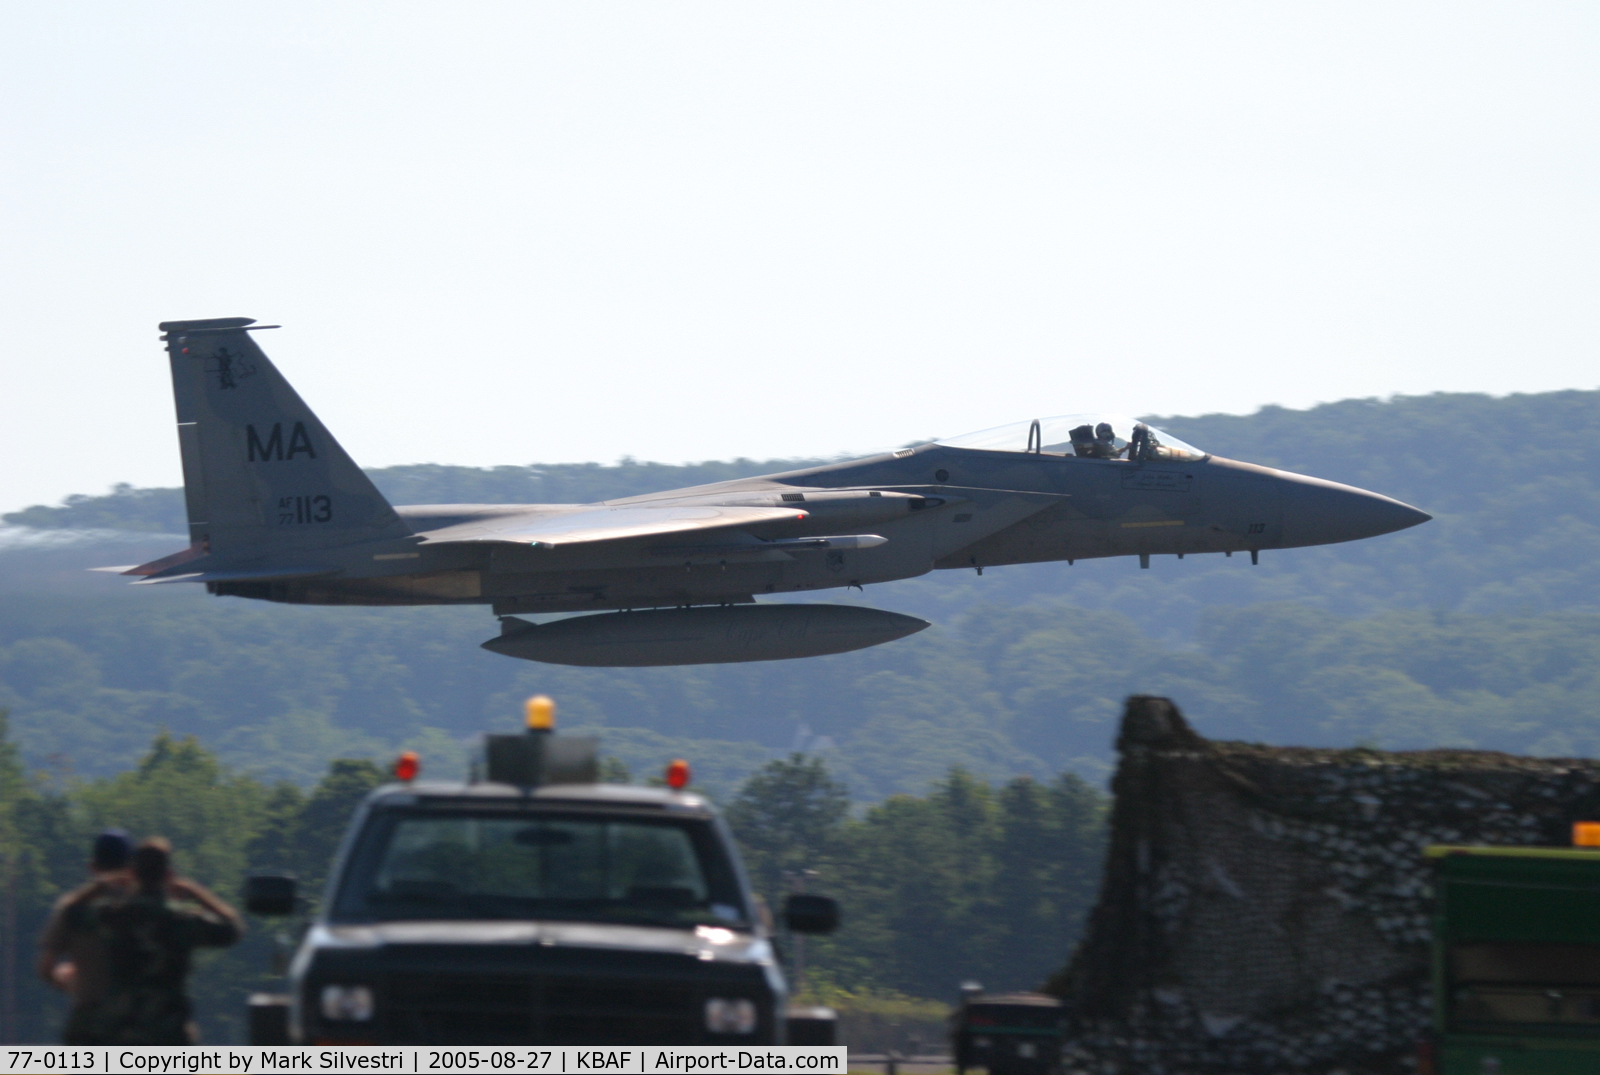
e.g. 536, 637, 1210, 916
320, 984, 374, 1022
704, 997, 757, 1034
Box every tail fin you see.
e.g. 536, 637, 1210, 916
159, 318, 408, 557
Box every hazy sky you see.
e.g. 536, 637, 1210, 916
3, 3, 1597, 514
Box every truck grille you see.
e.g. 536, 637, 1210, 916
383, 972, 705, 1044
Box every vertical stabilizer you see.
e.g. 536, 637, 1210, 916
159, 318, 408, 557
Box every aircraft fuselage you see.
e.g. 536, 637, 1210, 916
211, 445, 1427, 615
124, 317, 1430, 665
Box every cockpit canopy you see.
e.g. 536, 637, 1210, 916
936, 414, 1205, 463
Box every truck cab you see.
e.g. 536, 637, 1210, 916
249, 731, 836, 1045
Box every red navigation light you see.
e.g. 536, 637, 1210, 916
395, 751, 420, 782
665, 758, 691, 790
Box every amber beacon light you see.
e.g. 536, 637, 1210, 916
526, 694, 556, 732
394, 751, 420, 782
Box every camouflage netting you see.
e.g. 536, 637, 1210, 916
1047, 696, 1600, 1075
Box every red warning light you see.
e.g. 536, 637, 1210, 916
665, 758, 691, 790
395, 751, 420, 782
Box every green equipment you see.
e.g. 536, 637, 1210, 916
1425, 844, 1600, 1074
951, 991, 1063, 1075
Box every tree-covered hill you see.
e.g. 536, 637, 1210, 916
3, 388, 1599, 792
5, 583, 1600, 796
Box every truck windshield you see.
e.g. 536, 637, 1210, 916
333, 810, 749, 929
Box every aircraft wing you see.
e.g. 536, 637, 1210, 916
131, 566, 342, 585
417, 504, 810, 548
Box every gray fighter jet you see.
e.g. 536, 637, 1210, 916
108, 318, 1430, 666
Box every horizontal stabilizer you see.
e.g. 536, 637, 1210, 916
420, 504, 809, 548
118, 543, 208, 577
131, 566, 340, 586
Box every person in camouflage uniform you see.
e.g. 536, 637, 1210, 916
38, 830, 135, 1003
46, 838, 243, 1045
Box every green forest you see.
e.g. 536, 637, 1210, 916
3, 387, 1600, 1040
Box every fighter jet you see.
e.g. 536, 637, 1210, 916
108, 318, 1431, 666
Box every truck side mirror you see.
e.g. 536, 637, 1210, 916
783, 894, 839, 934
245, 875, 298, 916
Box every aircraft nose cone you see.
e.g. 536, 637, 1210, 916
1279, 476, 1431, 548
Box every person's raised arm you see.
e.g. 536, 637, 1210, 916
167, 877, 245, 939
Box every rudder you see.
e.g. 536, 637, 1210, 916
159, 317, 408, 557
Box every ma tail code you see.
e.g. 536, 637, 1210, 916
247, 421, 317, 462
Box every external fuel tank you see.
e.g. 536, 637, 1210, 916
483, 603, 930, 667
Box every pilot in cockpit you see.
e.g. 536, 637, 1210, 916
1070, 422, 1125, 459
